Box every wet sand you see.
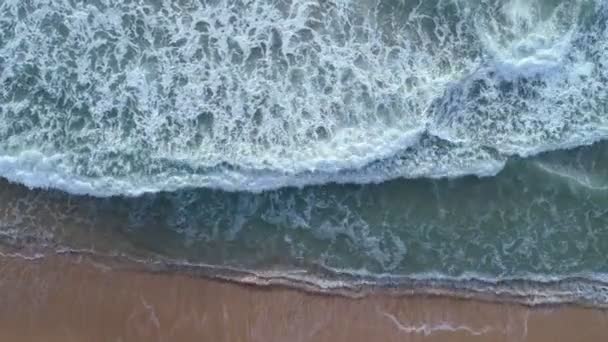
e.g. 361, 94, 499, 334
0, 254, 607, 342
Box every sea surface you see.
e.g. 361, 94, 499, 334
1, 0, 608, 305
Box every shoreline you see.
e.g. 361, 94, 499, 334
2, 174, 608, 310
5, 247, 608, 309
2, 252, 608, 342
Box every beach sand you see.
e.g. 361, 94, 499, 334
0, 254, 606, 342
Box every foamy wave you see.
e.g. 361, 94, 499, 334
0, 0, 606, 196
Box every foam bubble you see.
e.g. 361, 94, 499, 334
0, 0, 606, 195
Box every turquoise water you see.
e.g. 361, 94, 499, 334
1, 0, 608, 305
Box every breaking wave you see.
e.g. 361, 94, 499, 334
0, 0, 607, 196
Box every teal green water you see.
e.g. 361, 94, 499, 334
1, 142, 607, 304
96, 142, 608, 279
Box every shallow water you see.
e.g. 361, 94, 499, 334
1, 142, 608, 305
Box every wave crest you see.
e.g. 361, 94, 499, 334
0, 0, 606, 196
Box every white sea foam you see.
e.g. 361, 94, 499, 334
0, 0, 606, 196
379, 310, 494, 336
534, 161, 608, 191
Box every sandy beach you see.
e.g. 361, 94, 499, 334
0, 253, 606, 342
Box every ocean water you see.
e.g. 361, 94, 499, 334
1, 0, 608, 305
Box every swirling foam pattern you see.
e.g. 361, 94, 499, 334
0, 0, 607, 195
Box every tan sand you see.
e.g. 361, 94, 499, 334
0, 254, 606, 342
